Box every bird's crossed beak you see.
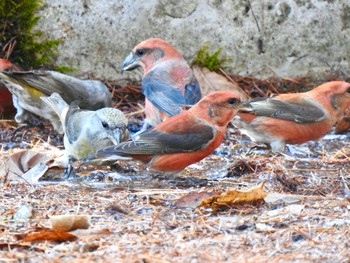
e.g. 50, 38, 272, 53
121, 52, 140, 71
111, 128, 130, 145
112, 129, 121, 145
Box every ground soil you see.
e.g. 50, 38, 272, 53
1, 75, 350, 262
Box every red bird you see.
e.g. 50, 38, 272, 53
232, 81, 350, 153
334, 110, 350, 134
96, 91, 240, 172
121, 38, 201, 131
0, 58, 20, 118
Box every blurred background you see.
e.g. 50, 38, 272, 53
3, 0, 350, 80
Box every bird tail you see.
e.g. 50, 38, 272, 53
0, 71, 17, 87
0, 71, 13, 81
40, 92, 69, 127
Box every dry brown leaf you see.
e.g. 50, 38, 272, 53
18, 229, 77, 243
0, 150, 53, 181
50, 215, 90, 232
199, 183, 267, 209
174, 190, 223, 209
192, 65, 249, 100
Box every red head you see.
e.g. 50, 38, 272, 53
0, 58, 19, 71
121, 38, 185, 73
190, 90, 241, 127
307, 81, 350, 121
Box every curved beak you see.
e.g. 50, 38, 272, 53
111, 127, 130, 145
112, 129, 121, 145
121, 52, 140, 71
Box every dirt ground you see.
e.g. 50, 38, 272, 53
1, 75, 350, 262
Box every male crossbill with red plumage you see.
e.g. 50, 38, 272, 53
334, 110, 350, 134
121, 38, 201, 131
0, 58, 20, 118
96, 91, 240, 173
232, 81, 350, 153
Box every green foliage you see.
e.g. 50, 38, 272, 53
54, 65, 78, 73
193, 44, 232, 71
0, 0, 61, 68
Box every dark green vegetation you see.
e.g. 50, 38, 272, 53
193, 43, 232, 71
0, 0, 60, 68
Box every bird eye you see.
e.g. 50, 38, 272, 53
227, 98, 239, 104
101, 121, 109, 129
136, 49, 145, 56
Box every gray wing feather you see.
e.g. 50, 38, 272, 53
142, 71, 185, 116
96, 124, 214, 157
239, 97, 326, 123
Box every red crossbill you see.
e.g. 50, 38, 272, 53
232, 81, 350, 152
0, 59, 20, 118
95, 91, 240, 173
334, 110, 350, 134
121, 38, 201, 130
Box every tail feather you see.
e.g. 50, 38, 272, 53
40, 92, 69, 129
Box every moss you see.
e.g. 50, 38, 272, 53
0, 0, 63, 69
192, 43, 232, 71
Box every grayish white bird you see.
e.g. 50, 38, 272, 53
41, 93, 129, 161
0, 70, 112, 133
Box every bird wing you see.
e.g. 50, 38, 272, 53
1, 71, 64, 94
238, 97, 326, 123
0, 70, 101, 108
64, 102, 85, 144
142, 70, 186, 116
40, 92, 69, 128
184, 80, 201, 105
96, 123, 215, 157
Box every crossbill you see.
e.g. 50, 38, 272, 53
41, 93, 129, 161
121, 38, 201, 130
334, 110, 350, 134
0, 59, 20, 117
232, 81, 350, 152
0, 70, 112, 133
95, 91, 240, 173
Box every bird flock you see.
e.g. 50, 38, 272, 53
1, 38, 350, 173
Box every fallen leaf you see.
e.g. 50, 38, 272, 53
192, 65, 249, 100
22, 163, 48, 184
0, 150, 53, 182
18, 229, 77, 243
13, 204, 33, 220
50, 215, 90, 232
199, 183, 267, 209
174, 190, 222, 209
